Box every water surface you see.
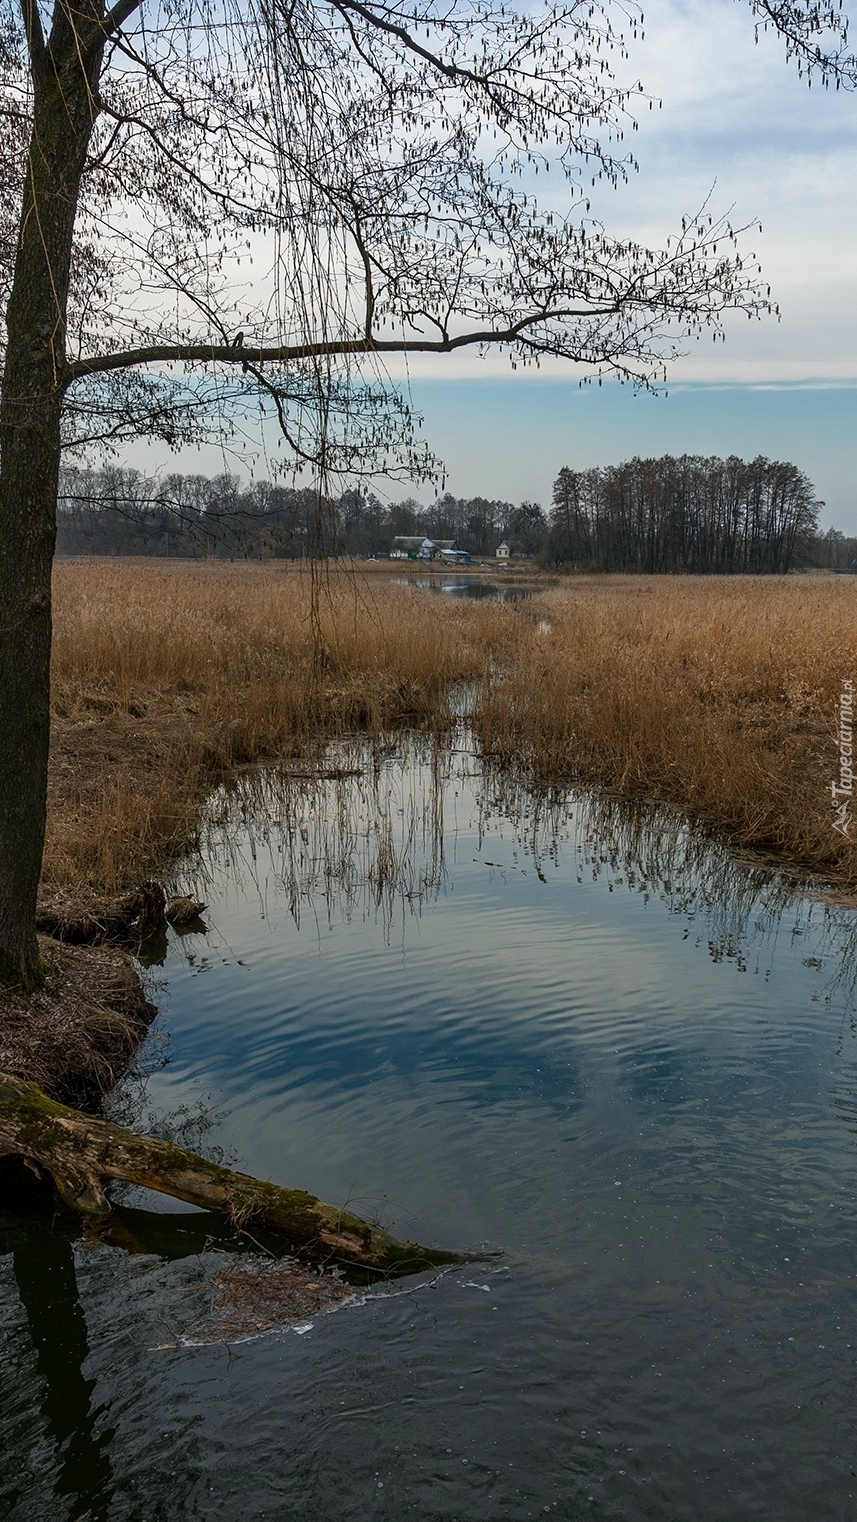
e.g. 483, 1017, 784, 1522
3, 738, 857, 1521
394, 575, 536, 600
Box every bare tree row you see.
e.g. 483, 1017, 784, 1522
58, 456, 834, 572
549, 456, 823, 574
55, 466, 549, 559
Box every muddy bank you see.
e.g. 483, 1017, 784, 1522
0, 880, 193, 1112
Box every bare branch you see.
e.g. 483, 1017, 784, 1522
75, 0, 144, 64
63, 310, 637, 384
327, 0, 487, 87
101, 0, 144, 36
20, 0, 45, 71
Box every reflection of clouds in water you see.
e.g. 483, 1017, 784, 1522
616, 1038, 706, 1112
170, 727, 857, 1016
154, 731, 857, 1158
480, 767, 857, 1012
7, 733, 855, 1522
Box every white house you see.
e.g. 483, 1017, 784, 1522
495, 541, 510, 560
389, 536, 436, 560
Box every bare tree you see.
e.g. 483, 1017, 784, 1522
0, 0, 854, 987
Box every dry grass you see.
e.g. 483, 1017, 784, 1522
0, 938, 156, 1105
475, 574, 857, 882
47, 558, 512, 894
177, 1257, 356, 1344
46, 559, 857, 896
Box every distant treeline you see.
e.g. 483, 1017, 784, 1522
56, 456, 853, 572
550, 456, 822, 574
55, 465, 540, 559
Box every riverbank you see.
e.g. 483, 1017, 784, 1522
45, 557, 513, 897
8, 595, 857, 1522
476, 572, 857, 885
4, 558, 856, 1175
0, 938, 155, 1105
46, 559, 857, 902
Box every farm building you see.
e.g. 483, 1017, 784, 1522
433, 540, 471, 564
389, 536, 436, 560
389, 536, 471, 562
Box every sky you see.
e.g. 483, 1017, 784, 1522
133, 0, 857, 531
403, 0, 857, 530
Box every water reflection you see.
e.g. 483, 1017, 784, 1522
394, 574, 538, 600
480, 769, 849, 985
0, 1192, 113, 1522
180, 733, 857, 1006
139, 738, 857, 1520
5, 735, 857, 1522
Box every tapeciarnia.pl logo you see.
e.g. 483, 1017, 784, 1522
831, 679, 854, 839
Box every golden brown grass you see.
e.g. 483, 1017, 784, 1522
0, 938, 155, 1104
474, 573, 857, 882
46, 559, 857, 896
47, 558, 512, 894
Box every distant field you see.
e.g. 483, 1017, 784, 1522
45, 559, 857, 897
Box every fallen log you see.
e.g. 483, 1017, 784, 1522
36, 881, 169, 945
0, 1070, 468, 1275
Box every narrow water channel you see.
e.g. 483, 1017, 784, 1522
3, 736, 857, 1520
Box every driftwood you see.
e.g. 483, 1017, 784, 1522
0, 1070, 467, 1275
36, 881, 169, 944
35, 884, 207, 945
165, 896, 207, 928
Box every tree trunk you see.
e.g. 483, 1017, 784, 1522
0, 1070, 473, 1275
0, 6, 105, 989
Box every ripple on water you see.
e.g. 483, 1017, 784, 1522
4, 739, 857, 1521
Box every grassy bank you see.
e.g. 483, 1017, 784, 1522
45, 559, 857, 898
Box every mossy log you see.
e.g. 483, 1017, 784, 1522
0, 1070, 468, 1275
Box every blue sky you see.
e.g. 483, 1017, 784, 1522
404, 379, 857, 531
395, 0, 857, 531
136, 0, 857, 531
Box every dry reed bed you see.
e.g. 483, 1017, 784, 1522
47, 560, 857, 896
475, 575, 857, 882
47, 559, 513, 894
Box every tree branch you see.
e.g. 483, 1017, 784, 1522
77, 0, 144, 61
99, 0, 143, 38
0, 1069, 476, 1274
64, 311, 623, 384
328, 0, 487, 87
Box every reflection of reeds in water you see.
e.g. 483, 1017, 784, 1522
47, 561, 510, 895
174, 732, 857, 1011
191, 734, 454, 936
48, 563, 857, 893
479, 765, 857, 1007
473, 574, 857, 884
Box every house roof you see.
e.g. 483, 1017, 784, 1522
390, 535, 433, 549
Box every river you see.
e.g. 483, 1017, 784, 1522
2, 735, 856, 1520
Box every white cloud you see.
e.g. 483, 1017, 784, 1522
391, 0, 857, 385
